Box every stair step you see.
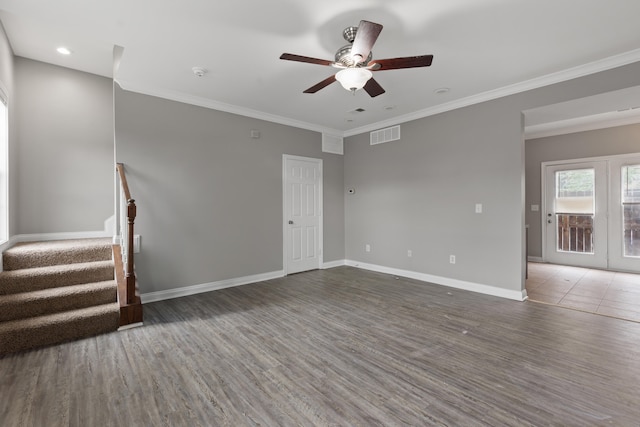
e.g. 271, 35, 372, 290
0, 303, 120, 356
0, 260, 114, 295
2, 238, 112, 271
0, 280, 117, 322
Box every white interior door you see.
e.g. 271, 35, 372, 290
544, 161, 607, 269
283, 155, 322, 274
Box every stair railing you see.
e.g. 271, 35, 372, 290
115, 163, 142, 325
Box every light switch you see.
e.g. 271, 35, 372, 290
531, 204, 539, 212
475, 203, 482, 214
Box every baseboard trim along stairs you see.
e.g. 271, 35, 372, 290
0, 238, 120, 357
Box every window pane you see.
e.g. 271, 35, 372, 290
0, 97, 7, 243
622, 165, 640, 257
555, 169, 594, 214
555, 169, 594, 253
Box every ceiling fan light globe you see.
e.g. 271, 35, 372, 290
335, 68, 373, 92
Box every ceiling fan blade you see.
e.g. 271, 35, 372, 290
303, 75, 337, 93
363, 78, 385, 98
351, 20, 383, 64
369, 55, 434, 71
280, 53, 335, 67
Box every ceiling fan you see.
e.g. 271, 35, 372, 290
280, 20, 433, 97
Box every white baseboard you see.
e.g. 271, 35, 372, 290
118, 322, 143, 331
11, 230, 112, 244
528, 256, 544, 263
323, 259, 346, 269
344, 260, 527, 301
142, 261, 344, 305
0, 229, 113, 271
141, 270, 285, 304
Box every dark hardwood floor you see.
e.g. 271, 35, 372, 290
2, 266, 640, 426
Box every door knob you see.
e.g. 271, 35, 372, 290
288, 220, 294, 224
547, 213, 552, 217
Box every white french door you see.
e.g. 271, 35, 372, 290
609, 155, 640, 271
283, 155, 322, 275
543, 154, 640, 272
544, 161, 607, 269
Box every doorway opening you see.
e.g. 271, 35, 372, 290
527, 153, 640, 322
542, 153, 640, 271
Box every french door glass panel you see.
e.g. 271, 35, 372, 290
544, 161, 607, 269
609, 156, 640, 271
622, 164, 640, 258
555, 168, 594, 254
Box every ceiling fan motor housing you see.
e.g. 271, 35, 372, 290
335, 44, 372, 67
342, 26, 358, 43
335, 25, 374, 67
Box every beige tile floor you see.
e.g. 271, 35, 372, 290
526, 262, 640, 322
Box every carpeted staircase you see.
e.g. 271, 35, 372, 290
0, 238, 120, 356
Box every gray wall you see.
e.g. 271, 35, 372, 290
345, 61, 640, 294
525, 123, 640, 257
114, 85, 344, 294
14, 58, 114, 234
0, 23, 16, 239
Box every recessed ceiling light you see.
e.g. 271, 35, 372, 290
56, 47, 72, 55
434, 87, 450, 95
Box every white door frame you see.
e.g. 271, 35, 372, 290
282, 154, 323, 275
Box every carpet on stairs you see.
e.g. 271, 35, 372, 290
0, 238, 120, 357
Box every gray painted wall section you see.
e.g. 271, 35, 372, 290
345, 61, 640, 295
525, 123, 640, 258
345, 100, 525, 292
114, 85, 344, 294
14, 58, 114, 234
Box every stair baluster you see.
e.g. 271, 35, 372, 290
115, 163, 142, 325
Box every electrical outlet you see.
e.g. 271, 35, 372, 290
407, 250, 412, 257
365, 244, 371, 252
449, 255, 456, 264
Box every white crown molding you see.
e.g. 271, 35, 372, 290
117, 48, 640, 140
345, 260, 527, 301
115, 79, 343, 136
525, 108, 640, 139
344, 48, 640, 137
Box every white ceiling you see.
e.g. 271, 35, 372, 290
1, 0, 640, 137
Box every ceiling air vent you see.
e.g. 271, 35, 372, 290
348, 108, 366, 114
370, 125, 400, 145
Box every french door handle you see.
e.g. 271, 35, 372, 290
288, 220, 294, 225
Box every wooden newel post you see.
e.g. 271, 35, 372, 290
126, 198, 137, 304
